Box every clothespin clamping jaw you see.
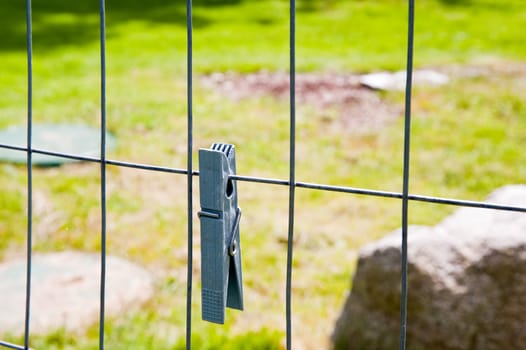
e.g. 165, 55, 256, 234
198, 143, 243, 324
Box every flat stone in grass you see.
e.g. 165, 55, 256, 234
0, 124, 116, 166
0, 252, 153, 336
360, 69, 449, 91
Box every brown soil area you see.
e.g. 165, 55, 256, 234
201, 71, 401, 133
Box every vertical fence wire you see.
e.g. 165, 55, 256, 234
98, 0, 108, 348
23, 0, 33, 349
399, 0, 415, 349
185, 0, 194, 349
285, 0, 296, 349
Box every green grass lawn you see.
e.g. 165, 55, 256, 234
1, 0, 526, 349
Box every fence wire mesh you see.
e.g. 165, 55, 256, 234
1, 1, 526, 350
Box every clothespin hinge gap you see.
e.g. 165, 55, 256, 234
229, 207, 242, 257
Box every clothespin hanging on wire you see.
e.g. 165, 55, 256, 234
198, 143, 243, 324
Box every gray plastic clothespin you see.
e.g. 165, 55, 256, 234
198, 143, 243, 324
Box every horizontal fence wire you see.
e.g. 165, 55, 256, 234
0, 340, 26, 350
1, 144, 525, 214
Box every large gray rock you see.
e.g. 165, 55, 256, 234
332, 185, 526, 350
0, 251, 154, 336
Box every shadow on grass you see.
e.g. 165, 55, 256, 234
437, 0, 520, 9
0, 0, 245, 52
438, 0, 473, 5
297, 0, 336, 13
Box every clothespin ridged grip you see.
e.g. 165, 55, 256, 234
198, 143, 243, 324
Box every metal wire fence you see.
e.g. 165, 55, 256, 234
1, 1, 526, 350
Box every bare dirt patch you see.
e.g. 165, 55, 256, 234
201, 71, 402, 133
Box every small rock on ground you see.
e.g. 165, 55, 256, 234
0, 251, 154, 336
359, 70, 450, 91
